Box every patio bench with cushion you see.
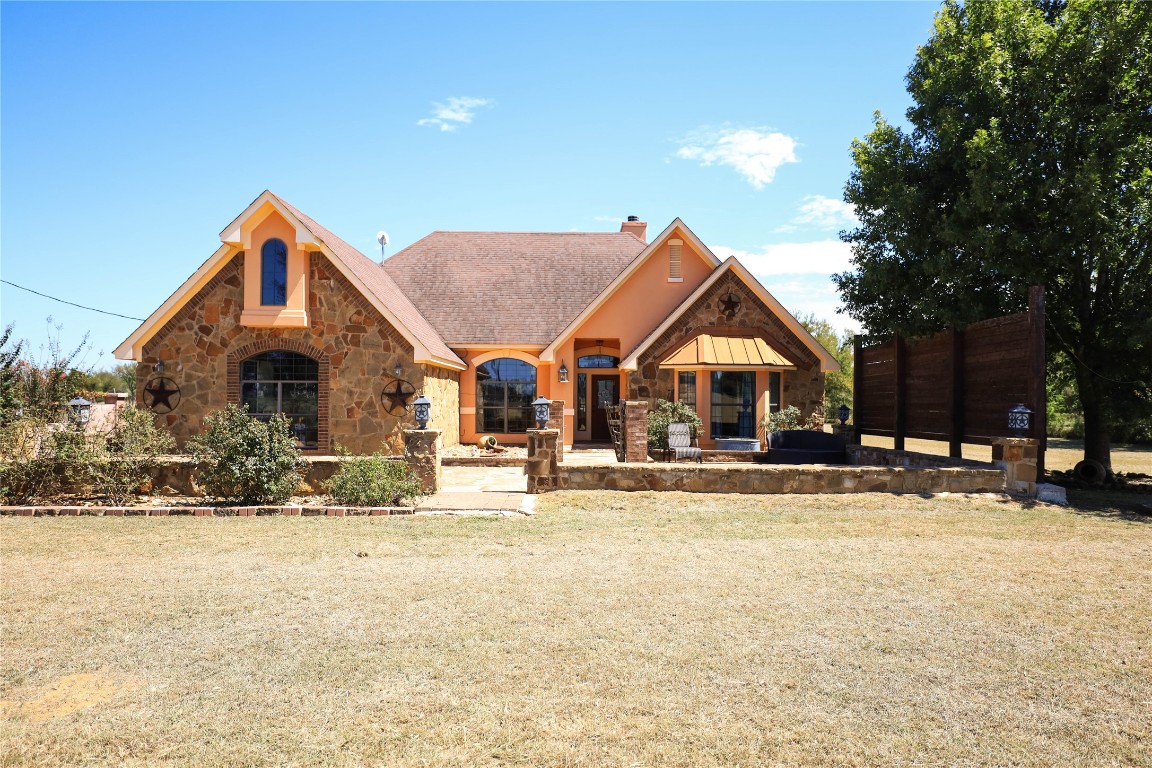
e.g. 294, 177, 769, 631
765, 430, 847, 465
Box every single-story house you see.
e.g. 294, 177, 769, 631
114, 191, 838, 453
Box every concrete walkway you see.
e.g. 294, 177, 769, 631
416, 463, 531, 516
415, 447, 620, 515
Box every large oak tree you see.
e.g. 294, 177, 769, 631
835, 0, 1151, 470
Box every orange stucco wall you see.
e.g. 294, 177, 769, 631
571, 230, 714, 357
240, 208, 309, 327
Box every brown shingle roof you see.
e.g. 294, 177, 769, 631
381, 231, 647, 346
272, 195, 463, 367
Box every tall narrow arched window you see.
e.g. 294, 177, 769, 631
476, 358, 536, 433
261, 238, 288, 306
240, 351, 318, 448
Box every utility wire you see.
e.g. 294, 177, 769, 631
1, 279, 145, 321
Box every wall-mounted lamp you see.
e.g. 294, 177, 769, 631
413, 395, 432, 429
558, 361, 569, 383
532, 396, 552, 430
155, 360, 165, 375
393, 362, 404, 379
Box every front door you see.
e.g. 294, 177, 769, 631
591, 375, 619, 441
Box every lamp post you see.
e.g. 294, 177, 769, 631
532, 396, 551, 430
1008, 403, 1032, 437
68, 397, 91, 429
412, 395, 431, 430
837, 404, 851, 425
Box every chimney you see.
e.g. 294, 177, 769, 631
620, 215, 647, 243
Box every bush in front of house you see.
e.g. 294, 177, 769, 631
94, 405, 175, 504
647, 398, 704, 451
764, 405, 802, 433
188, 404, 304, 505
326, 452, 423, 507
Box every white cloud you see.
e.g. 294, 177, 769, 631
712, 239, 854, 276
776, 194, 858, 233
676, 127, 798, 189
417, 96, 493, 132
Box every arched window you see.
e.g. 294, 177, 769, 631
240, 351, 318, 448
261, 238, 288, 306
577, 354, 619, 368
476, 358, 536, 433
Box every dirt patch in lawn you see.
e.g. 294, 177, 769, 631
0, 669, 140, 723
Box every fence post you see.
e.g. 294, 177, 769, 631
853, 335, 863, 445
894, 334, 906, 451
1029, 286, 1047, 480
949, 327, 965, 458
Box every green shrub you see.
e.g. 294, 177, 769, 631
764, 405, 802, 433
326, 452, 422, 507
647, 399, 703, 450
94, 405, 175, 504
188, 404, 304, 504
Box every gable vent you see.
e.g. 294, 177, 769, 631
669, 239, 683, 282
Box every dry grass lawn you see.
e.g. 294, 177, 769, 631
2, 492, 1150, 767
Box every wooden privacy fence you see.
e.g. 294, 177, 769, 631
853, 286, 1046, 476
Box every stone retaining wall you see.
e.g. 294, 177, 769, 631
545, 463, 1005, 495
846, 445, 987, 469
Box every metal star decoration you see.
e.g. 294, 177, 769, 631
719, 291, 741, 318
381, 378, 416, 415
143, 377, 181, 413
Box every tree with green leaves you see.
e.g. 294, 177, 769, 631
835, 0, 1151, 472
797, 314, 854, 418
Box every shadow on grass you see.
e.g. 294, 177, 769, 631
1063, 488, 1152, 524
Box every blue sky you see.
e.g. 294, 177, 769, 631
1, 1, 941, 371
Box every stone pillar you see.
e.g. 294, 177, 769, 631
622, 400, 650, 464
833, 423, 857, 445
403, 429, 442, 494
991, 437, 1039, 495
525, 429, 560, 494
546, 399, 565, 462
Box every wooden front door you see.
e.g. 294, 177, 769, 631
591, 375, 619, 441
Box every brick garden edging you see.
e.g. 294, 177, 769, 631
0, 505, 414, 517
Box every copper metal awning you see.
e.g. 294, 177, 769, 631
660, 333, 796, 368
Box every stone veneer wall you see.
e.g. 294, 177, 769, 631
627, 271, 824, 417
139, 252, 447, 454
421, 365, 460, 447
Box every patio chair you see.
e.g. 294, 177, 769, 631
667, 422, 702, 463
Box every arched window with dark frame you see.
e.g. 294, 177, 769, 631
476, 358, 536, 433
261, 238, 288, 306
240, 351, 318, 448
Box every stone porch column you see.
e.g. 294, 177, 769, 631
546, 399, 565, 462
403, 429, 442, 494
526, 429, 560, 494
622, 400, 649, 464
991, 437, 1039, 494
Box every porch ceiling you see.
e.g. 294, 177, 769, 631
660, 334, 796, 368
